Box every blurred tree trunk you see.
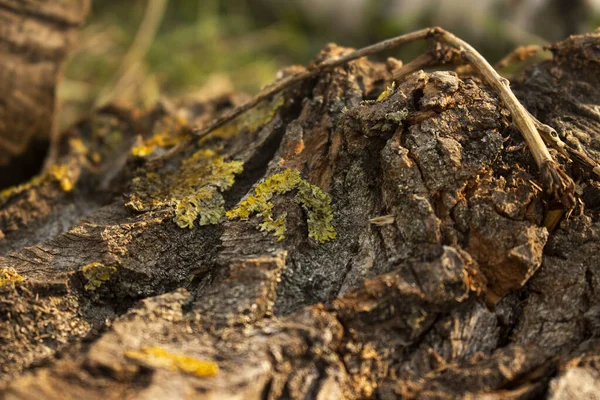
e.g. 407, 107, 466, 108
0, 0, 90, 187
0, 13, 599, 399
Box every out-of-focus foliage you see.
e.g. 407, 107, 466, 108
60, 0, 599, 128
60, 0, 311, 127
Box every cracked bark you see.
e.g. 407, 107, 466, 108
1, 31, 600, 399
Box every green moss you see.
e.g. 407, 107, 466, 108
0, 268, 25, 288
226, 169, 336, 243
127, 149, 243, 228
92, 115, 123, 151
81, 262, 117, 291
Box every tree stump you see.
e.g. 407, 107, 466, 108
1, 30, 600, 399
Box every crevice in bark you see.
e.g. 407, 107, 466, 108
0, 140, 48, 190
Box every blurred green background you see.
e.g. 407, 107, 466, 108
59, 0, 599, 128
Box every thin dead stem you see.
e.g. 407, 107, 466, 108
431, 28, 575, 206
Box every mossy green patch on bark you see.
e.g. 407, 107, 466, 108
226, 169, 336, 243
126, 149, 243, 229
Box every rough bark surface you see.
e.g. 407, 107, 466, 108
0, 0, 90, 185
0, 31, 600, 399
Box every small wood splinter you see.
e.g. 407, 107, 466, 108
188, 27, 581, 209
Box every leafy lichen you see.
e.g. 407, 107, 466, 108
226, 169, 336, 243
125, 346, 219, 377
0, 268, 25, 288
174, 186, 225, 228
81, 262, 117, 291
126, 149, 243, 229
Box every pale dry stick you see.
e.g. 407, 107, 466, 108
431, 28, 574, 207
392, 43, 461, 81
188, 27, 575, 206
392, 43, 599, 182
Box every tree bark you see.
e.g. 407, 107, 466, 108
1, 31, 600, 399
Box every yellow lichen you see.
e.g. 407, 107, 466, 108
174, 186, 224, 228
0, 176, 43, 206
0, 268, 25, 288
132, 115, 189, 157
132, 132, 188, 157
48, 164, 75, 192
91, 152, 102, 163
126, 149, 243, 229
226, 169, 336, 243
125, 346, 219, 377
81, 262, 117, 291
0, 163, 75, 206
203, 94, 284, 142
376, 82, 396, 102
69, 138, 89, 156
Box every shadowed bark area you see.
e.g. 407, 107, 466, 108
0, 31, 599, 399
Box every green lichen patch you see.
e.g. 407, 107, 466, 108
385, 108, 409, 125
126, 149, 243, 228
201, 94, 284, 142
174, 186, 225, 228
81, 262, 117, 291
0, 268, 25, 288
226, 169, 336, 243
